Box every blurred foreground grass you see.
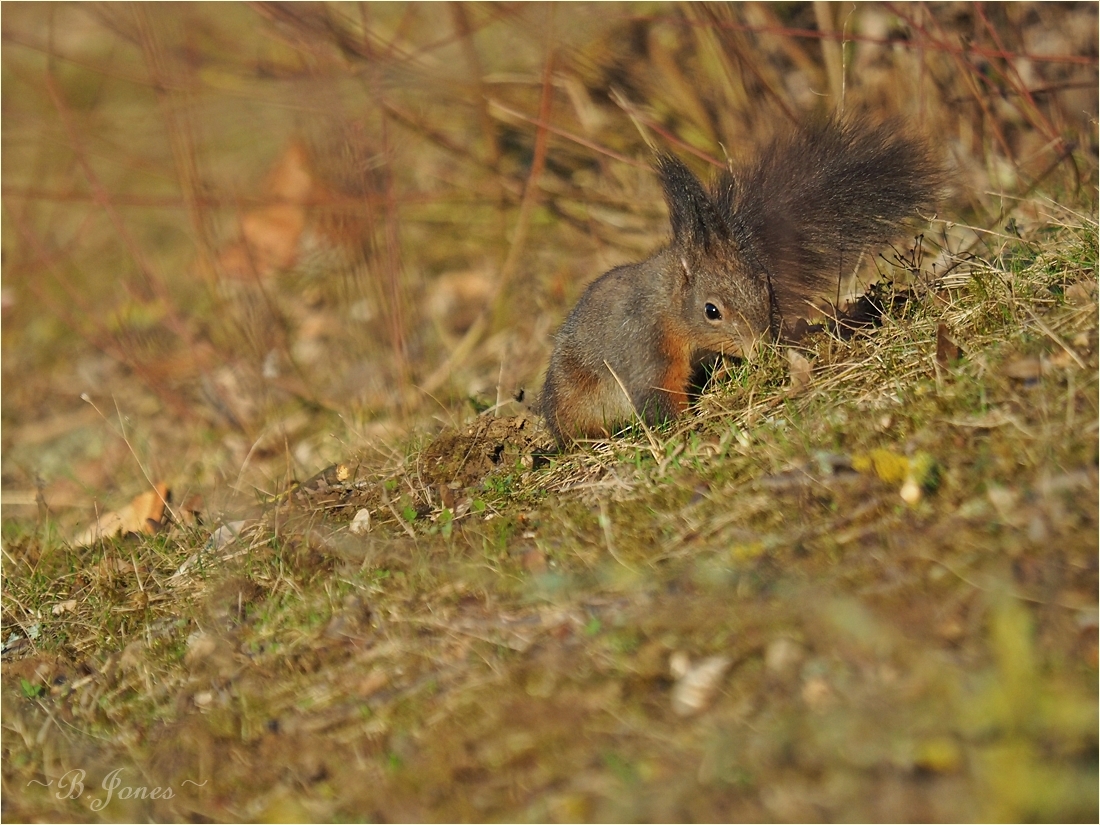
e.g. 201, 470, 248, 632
2, 3, 1097, 821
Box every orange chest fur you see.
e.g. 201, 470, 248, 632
655, 319, 694, 412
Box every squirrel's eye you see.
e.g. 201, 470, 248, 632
704, 302, 722, 321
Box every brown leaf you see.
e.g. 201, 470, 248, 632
131, 483, 169, 531
217, 142, 316, 281
73, 510, 125, 547
935, 323, 963, 368
73, 483, 170, 546
239, 205, 306, 273
178, 493, 204, 527
264, 141, 314, 202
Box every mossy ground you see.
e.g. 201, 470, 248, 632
4, 213, 1096, 822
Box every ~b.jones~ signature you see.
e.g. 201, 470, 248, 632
28, 768, 207, 811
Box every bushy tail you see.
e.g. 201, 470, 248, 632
716, 116, 944, 321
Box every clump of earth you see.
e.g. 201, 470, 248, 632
286, 411, 556, 520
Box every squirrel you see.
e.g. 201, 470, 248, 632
540, 115, 942, 446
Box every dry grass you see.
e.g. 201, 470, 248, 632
2, 3, 1098, 822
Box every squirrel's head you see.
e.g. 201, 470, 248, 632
656, 154, 772, 359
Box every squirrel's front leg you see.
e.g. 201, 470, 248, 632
637, 322, 694, 425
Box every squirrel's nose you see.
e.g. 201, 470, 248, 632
737, 331, 763, 362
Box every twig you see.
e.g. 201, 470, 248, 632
486, 98, 640, 167
603, 361, 662, 461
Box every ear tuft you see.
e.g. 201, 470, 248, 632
655, 154, 729, 250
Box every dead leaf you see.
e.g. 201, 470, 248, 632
239, 205, 305, 273
74, 510, 125, 547
349, 509, 372, 536
73, 483, 171, 547
265, 141, 314, 202
935, 323, 963, 368
131, 484, 169, 531
217, 142, 316, 281
178, 493, 204, 527
786, 348, 813, 395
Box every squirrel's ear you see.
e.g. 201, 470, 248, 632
656, 154, 729, 250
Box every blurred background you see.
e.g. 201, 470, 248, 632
2, 2, 1097, 533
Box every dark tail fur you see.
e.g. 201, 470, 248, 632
715, 116, 944, 322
